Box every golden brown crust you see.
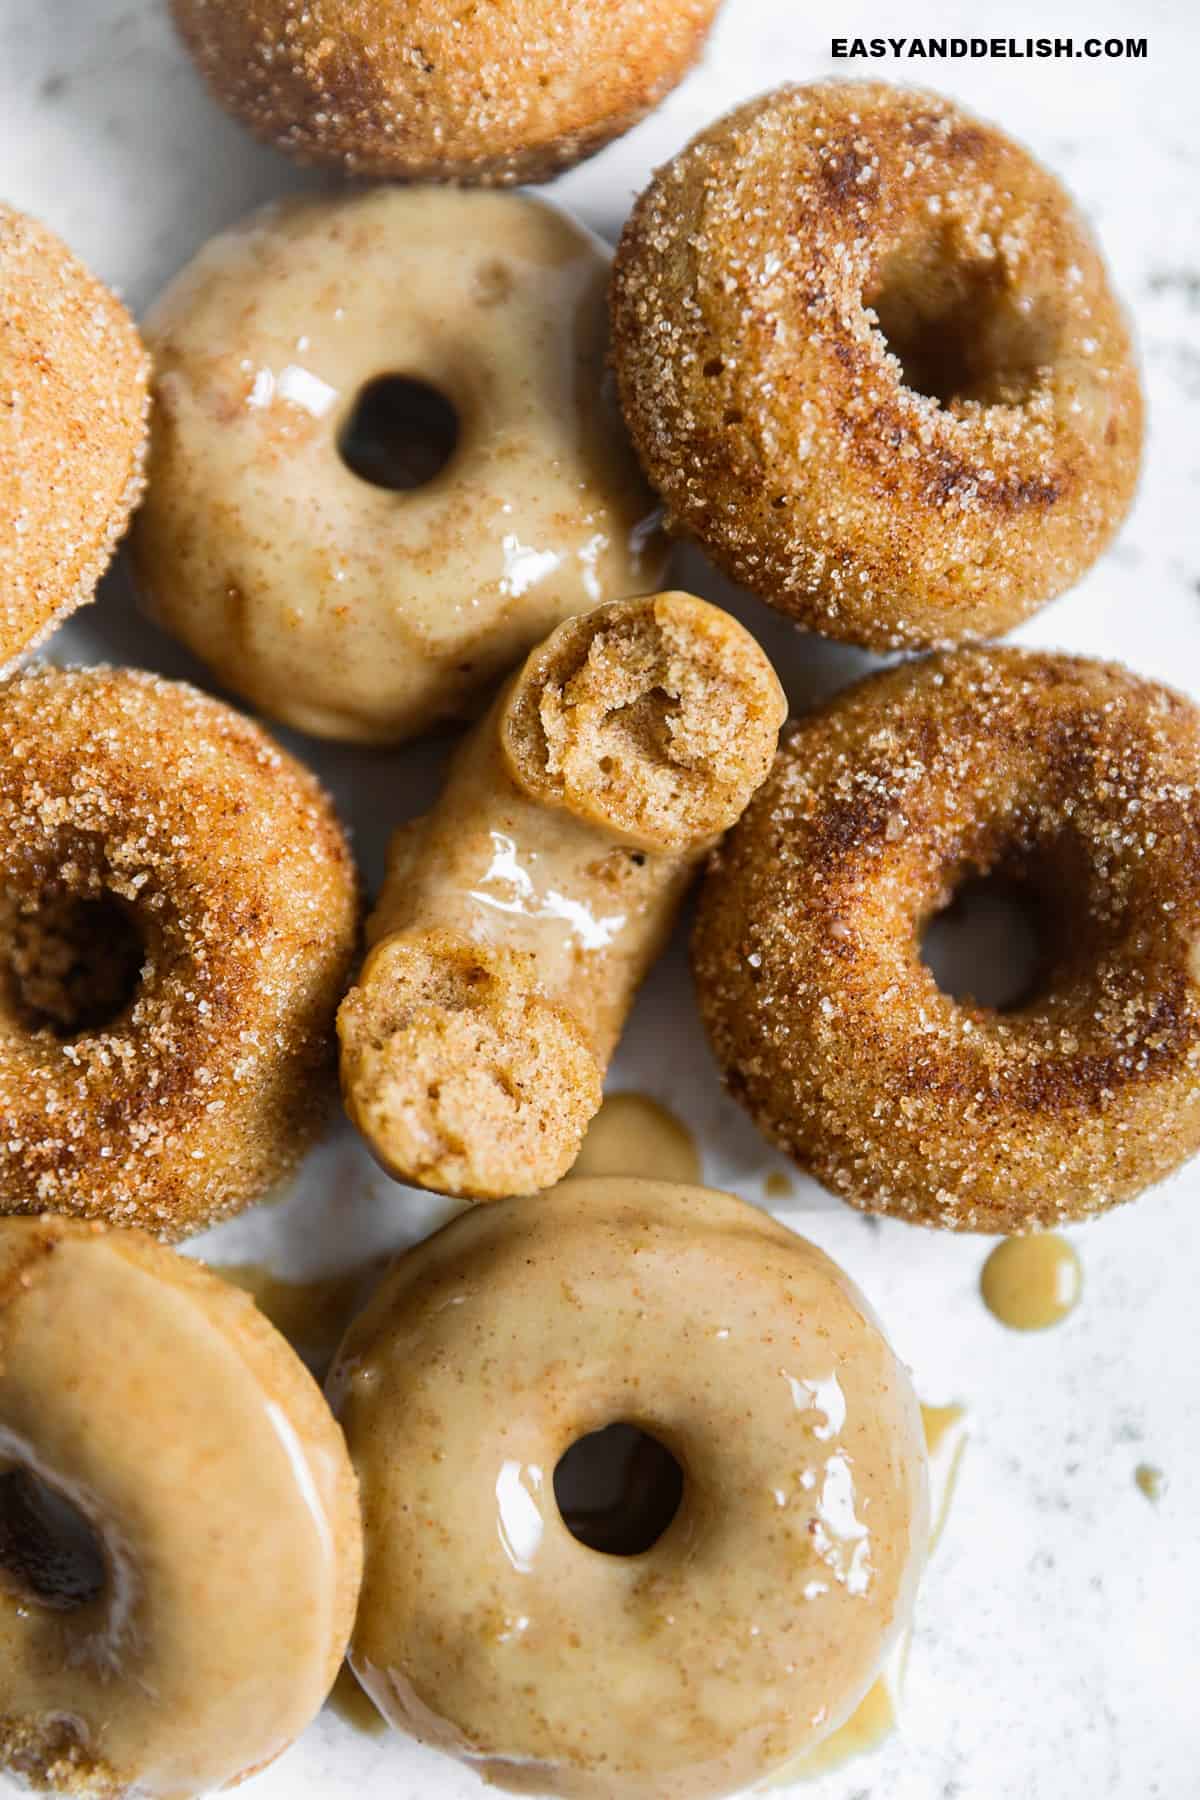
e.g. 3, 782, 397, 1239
692, 649, 1200, 1231
169, 0, 722, 183
610, 81, 1143, 649
0, 207, 149, 675
0, 667, 358, 1240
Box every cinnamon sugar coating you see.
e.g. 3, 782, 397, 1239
169, 0, 722, 184
0, 207, 149, 675
0, 668, 358, 1239
693, 650, 1200, 1231
611, 82, 1143, 649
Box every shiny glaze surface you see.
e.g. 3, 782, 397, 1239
132, 187, 666, 742
338, 591, 784, 1201
0, 1218, 359, 1799
566, 1091, 701, 1186
775, 1402, 968, 1784
365, 702, 694, 1067
329, 1178, 929, 1800
980, 1234, 1083, 1331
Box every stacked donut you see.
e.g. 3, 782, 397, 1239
0, 14, 1190, 1800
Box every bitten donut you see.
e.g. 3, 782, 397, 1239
611, 81, 1143, 649
693, 649, 1200, 1232
0, 205, 148, 674
132, 188, 666, 744
0, 1215, 361, 1797
0, 666, 357, 1239
169, 0, 722, 184
338, 593, 785, 1199
328, 1177, 928, 1800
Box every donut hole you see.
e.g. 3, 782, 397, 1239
0, 1466, 107, 1612
921, 872, 1051, 1012
553, 1423, 683, 1556
338, 375, 459, 491
1, 891, 146, 1038
867, 235, 1058, 408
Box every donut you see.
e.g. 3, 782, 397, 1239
0, 1214, 361, 1797
131, 188, 667, 743
328, 1177, 928, 1798
0, 205, 148, 675
0, 666, 357, 1239
610, 81, 1143, 649
338, 593, 785, 1199
169, 0, 722, 184
692, 648, 1200, 1232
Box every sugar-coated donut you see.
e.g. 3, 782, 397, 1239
611, 81, 1143, 649
693, 649, 1200, 1232
132, 188, 666, 745
328, 1177, 928, 1799
338, 593, 785, 1200
169, 0, 722, 184
0, 206, 148, 676
0, 1215, 361, 1798
0, 667, 357, 1239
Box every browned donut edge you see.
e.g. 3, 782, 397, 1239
692, 648, 1200, 1231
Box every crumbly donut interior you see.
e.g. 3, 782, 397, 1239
340, 934, 600, 1198
503, 594, 785, 848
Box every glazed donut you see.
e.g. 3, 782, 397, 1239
338, 593, 785, 1199
328, 1176, 928, 1799
0, 666, 357, 1239
0, 1214, 361, 1797
610, 81, 1143, 649
169, 0, 722, 184
0, 205, 148, 675
692, 648, 1200, 1232
131, 188, 666, 744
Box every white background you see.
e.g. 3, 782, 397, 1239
2, 2, 1198, 1797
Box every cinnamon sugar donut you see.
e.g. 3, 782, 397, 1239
693, 649, 1200, 1232
328, 1177, 928, 1798
0, 206, 148, 675
611, 81, 1143, 649
132, 188, 666, 744
0, 1214, 361, 1797
169, 0, 722, 184
0, 667, 357, 1239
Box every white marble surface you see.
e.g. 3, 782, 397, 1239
3, 2, 1199, 1798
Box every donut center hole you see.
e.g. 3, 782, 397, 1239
338, 375, 459, 490
921, 874, 1046, 1011
2, 893, 145, 1037
554, 1423, 683, 1556
0, 1467, 106, 1612
867, 238, 1057, 407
